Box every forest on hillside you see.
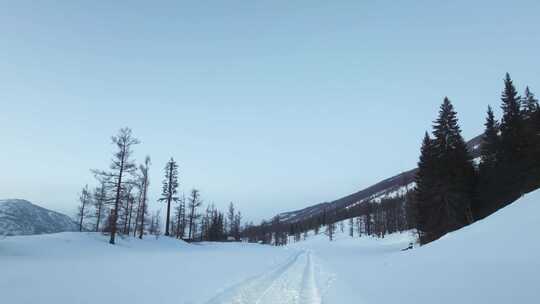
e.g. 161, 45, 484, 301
243, 73, 540, 245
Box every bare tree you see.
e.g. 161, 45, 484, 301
149, 209, 162, 239
77, 185, 91, 232
123, 185, 136, 235
93, 128, 140, 245
187, 189, 202, 240
159, 158, 179, 236
173, 193, 186, 239
93, 182, 107, 232
137, 156, 151, 239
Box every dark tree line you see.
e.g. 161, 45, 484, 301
242, 194, 412, 246
414, 73, 540, 243
243, 73, 540, 246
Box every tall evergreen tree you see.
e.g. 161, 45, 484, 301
415, 98, 475, 243
498, 73, 528, 198
476, 106, 502, 218
499, 73, 524, 162
523, 86, 538, 119
522, 86, 540, 190
159, 158, 179, 236
480, 106, 500, 170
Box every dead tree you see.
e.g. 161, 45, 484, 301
93, 182, 107, 232
173, 193, 186, 239
187, 189, 202, 240
137, 156, 151, 239
77, 185, 91, 232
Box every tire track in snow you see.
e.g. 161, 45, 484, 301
299, 252, 321, 304
204, 250, 322, 304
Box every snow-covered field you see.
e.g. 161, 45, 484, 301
1, 190, 539, 304
0, 234, 295, 304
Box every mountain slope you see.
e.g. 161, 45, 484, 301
278, 135, 483, 223
0, 199, 79, 236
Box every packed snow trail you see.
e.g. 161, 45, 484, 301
205, 250, 322, 304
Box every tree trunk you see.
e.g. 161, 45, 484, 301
79, 201, 86, 232
138, 174, 148, 239
95, 202, 102, 232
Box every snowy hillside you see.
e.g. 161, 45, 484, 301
291, 188, 540, 303
276, 134, 483, 224
0, 199, 79, 236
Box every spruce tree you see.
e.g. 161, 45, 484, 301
434, 98, 475, 230
480, 106, 500, 169
476, 106, 501, 218
415, 98, 475, 244
499, 73, 524, 162
414, 132, 438, 242
498, 73, 527, 199
522, 87, 540, 190
523, 87, 538, 119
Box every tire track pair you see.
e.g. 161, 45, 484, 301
204, 250, 322, 304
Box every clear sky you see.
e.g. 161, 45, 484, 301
1, 1, 539, 222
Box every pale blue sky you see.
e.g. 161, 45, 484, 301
1, 1, 539, 222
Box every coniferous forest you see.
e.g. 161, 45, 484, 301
243, 73, 540, 245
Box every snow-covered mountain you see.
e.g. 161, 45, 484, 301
0, 199, 79, 236
277, 135, 483, 223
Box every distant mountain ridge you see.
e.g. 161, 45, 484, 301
0, 199, 79, 236
276, 135, 484, 224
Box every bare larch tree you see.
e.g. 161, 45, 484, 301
187, 189, 202, 240
93, 128, 140, 245
77, 184, 91, 232
93, 182, 107, 232
137, 156, 151, 239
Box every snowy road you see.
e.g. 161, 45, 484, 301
205, 250, 322, 304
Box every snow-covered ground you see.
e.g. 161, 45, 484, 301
1, 189, 539, 304
0, 233, 295, 304
293, 189, 540, 303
